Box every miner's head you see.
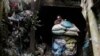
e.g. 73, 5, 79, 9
57, 15, 62, 20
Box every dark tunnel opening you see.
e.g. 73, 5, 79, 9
35, 6, 87, 53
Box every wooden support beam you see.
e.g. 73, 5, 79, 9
87, 0, 100, 56
81, 0, 88, 20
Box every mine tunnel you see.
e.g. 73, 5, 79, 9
0, 0, 99, 56
35, 6, 87, 52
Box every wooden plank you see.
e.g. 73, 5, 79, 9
87, 0, 100, 56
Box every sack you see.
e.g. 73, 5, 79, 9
67, 24, 80, 32
52, 39, 66, 56
52, 19, 80, 35
52, 30, 65, 35
52, 24, 66, 31
52, 24, 66, 35
61, 19, 73, 28
64, 31, 78, 36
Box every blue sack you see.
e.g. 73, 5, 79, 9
61, 19, 73, 28
52, 41, 65, 56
